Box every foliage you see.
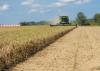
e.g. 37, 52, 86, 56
20, 21, 36, 26
94, 13, 100, 25
76, 12, 88, 25
20, 21, 48, 26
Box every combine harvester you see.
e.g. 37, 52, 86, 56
50, 16, 69, 26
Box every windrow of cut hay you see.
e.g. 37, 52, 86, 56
0, 26, 76, 71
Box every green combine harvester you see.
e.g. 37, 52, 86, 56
60, 16, 69, 25
50, 16, 69, 26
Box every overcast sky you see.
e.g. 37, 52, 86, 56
0, 0, 100, 24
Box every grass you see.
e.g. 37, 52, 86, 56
0, 25, 75, 70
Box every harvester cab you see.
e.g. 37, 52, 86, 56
60, 16, 69, 25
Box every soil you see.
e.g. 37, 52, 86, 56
10, 27, 100, 71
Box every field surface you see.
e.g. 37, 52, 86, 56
10, 27, 100, 71
0, 26, 74, 70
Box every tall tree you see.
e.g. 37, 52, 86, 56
94, 13, 100, 24
76, 12, 88, 25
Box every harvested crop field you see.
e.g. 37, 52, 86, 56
0, 26, 75, 70
10, 27, 100, 71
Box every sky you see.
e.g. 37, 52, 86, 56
0, 0, 100, 24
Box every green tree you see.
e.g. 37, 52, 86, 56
76, 12, 88, 25
20, 22, 28, 26
20, 21, 36, 26
94, 13, 100, 25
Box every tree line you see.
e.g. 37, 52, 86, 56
20, 12, 100, 26
20, 21, 48, 26
75, 12, 100, 26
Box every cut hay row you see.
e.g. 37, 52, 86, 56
0, 26, 75, 70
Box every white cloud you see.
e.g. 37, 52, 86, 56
21, 0, 92, 13
21, 0, 44, 13
59, 0, 75, 3
50, 2, 66, 7
21, 0, 34, 5
52, 0, 91, 7
0, 4, 9, 12
75, 0, 91, 4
